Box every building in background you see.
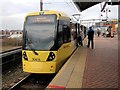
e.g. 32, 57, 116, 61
95, 19, 118, 37
0, 30, 23, 39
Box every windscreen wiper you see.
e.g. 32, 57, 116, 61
26, 38, 38, 55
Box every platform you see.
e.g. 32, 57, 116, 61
47, 35, 118, 89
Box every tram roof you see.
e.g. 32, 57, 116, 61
73, 0, 105, 12
27, 10, 68, 16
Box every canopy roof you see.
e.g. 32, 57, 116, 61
73, 0, 105, 12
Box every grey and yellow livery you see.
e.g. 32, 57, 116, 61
22, 10, 81, 74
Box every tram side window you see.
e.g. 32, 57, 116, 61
63, 25, 71, 43
70, 24, 77, 40
67, 26, 71, 42
58, 25, 63, 46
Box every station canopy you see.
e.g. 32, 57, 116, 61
73, 0, 106, 12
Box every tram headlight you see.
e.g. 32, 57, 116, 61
47, 52, 55, 61
23, 51, 28, 60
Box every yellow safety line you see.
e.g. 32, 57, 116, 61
47, 47, 82, 86
66, 47, 87, 88
46, 37, 88, 89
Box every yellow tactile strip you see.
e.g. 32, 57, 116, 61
47, 47, 83, 87
66, 47, 87, 88
46, 37, 88, 89
47, 46, 88, 89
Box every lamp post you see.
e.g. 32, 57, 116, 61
99, 13, 103, 27
102, 8, 111, 37
72, 14, 81, 23
103, 8, 111, 21
72, 14, 81, 42
40, 0, 43, 11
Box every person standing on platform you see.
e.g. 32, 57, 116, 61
97, 29, 100, 37
87, 27, 94, 49
77, 34, 83, 46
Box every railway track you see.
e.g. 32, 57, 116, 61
1, 47, 21, 54
1, 48, 22, 73
8, 74, 31, 90
2, 47, 77, 89
8, 74, 55, 90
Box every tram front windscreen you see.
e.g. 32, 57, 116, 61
23, 15, 57, 50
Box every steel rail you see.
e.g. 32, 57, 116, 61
8, 74, 31, 90
1, 48, 22, 73
1, 48, 22, 58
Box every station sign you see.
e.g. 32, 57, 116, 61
95, 21, 117, 27
103, 21, 117, 26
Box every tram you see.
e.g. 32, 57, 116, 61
22, 10, 83, 73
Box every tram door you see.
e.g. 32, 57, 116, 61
75, 23, 80, 46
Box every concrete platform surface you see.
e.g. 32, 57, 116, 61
47, 35, 118, 89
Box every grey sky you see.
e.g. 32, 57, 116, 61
0, 0, 118, 30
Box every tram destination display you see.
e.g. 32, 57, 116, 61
26, 15, 56, 24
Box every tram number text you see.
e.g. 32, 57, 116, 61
32, 58, 41, 62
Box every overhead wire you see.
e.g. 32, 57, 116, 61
64, 0, 77, 13
43, 0, 79, 14
70, 0, 80, 13
63, 0, 82, 22
43, 0, 81, 21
